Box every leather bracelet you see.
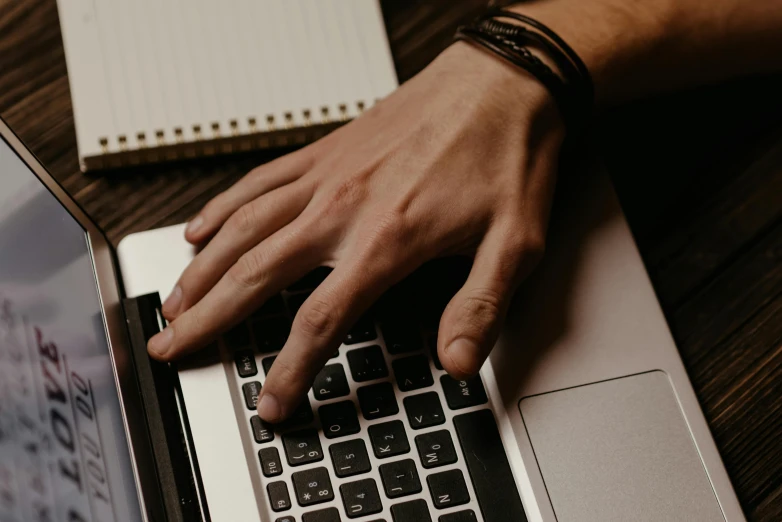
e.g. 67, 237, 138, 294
455, 9, 594, 135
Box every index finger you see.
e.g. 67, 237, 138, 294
257, 252, 409, 423
147, 221, 322, 361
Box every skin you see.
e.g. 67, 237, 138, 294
149, 0, 782, 423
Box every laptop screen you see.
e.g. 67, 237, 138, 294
0, 136, 142, 522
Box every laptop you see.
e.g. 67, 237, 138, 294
0, 115, 745, 522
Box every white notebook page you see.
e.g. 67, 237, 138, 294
56, 0, 398, 166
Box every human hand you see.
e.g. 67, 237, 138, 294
147, 42, 565, 422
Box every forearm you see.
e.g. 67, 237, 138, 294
508, 0, 782, 104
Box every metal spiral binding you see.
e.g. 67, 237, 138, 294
90, 100, 373, 170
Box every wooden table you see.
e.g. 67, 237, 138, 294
1, 0, 780, 519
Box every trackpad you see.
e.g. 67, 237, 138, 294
520, 371, 724, 522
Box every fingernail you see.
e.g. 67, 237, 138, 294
257, 393, 281, 422
185, 216, 204, 236
162, 285, 183, 316
444, 338, 480, 375
148, 327, 174, 358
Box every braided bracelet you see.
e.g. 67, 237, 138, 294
455, 9, 594, 135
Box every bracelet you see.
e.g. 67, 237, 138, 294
455, 9, 594, 135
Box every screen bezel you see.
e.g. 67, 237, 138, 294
0, 117, 163, 522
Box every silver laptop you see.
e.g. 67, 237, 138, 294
0, 116, 744, 522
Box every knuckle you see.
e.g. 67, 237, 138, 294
497, 227, 546, 278
229, 203, 259, 234
228, 251, 268, 289
460, 287, 504, 325
520, 228, 546, 260
373, 210, 411, 244
297, 296, 337, 340
323, 176, 365, 212
361, 210, 414, 262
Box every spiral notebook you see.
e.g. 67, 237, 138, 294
56, 0, 398, 172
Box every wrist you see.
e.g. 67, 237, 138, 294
505, 0, 678, 105
432, 41, 565, 137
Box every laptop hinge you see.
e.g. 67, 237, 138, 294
123, 292, 208, 522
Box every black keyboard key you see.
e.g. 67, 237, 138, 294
318, 401, 360, 439
302, 507, 341, 522
224, 322, 252, 349
267, 481, 292, 512
253, 294, 286, 318
379, 459, 421, 498
262, 355, 277, 375
357, 382, 398, 420
279, 399, 315, 429
439, 510, 477, 522
283, 430, 324, 466
275, 516, 296, 522
427, 333, 442, 370
259, 447, 283, 477
340, 478, 383, 518
453, 409, 525, 522
415, 430, 457, 469
313, 364, 350, 400
251, 317, 291, 353
345, 314, 377, 345
393, 355, 434, 391
242, 381, 262, 410
292, 467, 334, 507
251, 415, 274, 443
441, 375, 488, 410
381, 319, 422, 354
347, 345, 388, 382
404, 392, 445, 429
288, 267, 333, 292
368, 420, 409, 459
235, 350, 258, 377
427, 469, 470, 509
391, 499, 431, 522
329, 439, 371, 478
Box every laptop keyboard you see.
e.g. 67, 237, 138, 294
223, 269, 524, 522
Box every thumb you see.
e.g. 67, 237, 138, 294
438, 225, 543, 379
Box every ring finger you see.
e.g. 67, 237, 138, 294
185, 148, 316, 243
163, 180, 315, 319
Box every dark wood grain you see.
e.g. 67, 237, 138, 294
1, 0, 780, 519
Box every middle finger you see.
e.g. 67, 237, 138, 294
163, 180, 314, 319
149, 217, 327, 361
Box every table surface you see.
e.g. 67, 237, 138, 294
1, 0, 780, 520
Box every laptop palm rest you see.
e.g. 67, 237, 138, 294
519, 371, 725, 522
